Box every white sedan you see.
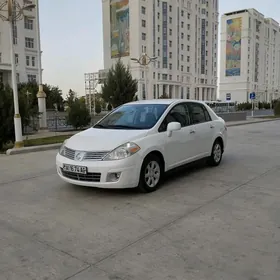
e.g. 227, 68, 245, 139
56, 99, 227, 192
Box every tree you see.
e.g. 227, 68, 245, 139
107, 103, 112, 111
159, 92, 169, 99
95, 101, 102, 114
0, 83, 32, 149
18, 82, 64, 111
102, 59, 138, 107
67, 98, 91, 130
274, 100, 280, 116
66, 89, 77, 109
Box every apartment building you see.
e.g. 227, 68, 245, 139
219, 9, 280, 103
102, 0, 219, 100
0, 0, 39, 86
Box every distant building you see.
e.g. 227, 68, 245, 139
0, 0, 40, 85
101, 0, 219, 100
219, 9, 280, 103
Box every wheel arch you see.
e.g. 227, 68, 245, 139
214, 136, 224, 153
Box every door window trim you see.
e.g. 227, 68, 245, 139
158, 102, 191, 132
186, 102, 212, 125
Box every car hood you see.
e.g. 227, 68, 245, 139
65, 128, 149, 151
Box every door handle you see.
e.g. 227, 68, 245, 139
190, 130, 195, 134
210, 124, 215, 128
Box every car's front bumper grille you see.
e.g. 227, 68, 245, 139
61, 169, 101, 182
64, 147, 109, 161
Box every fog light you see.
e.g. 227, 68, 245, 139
107, 172, 121, 182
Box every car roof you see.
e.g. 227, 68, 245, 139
127, 99, 207, 106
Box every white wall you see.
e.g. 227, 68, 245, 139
102, 0, 218, 101
219, 9, 280, 103
0, 0, 39, 85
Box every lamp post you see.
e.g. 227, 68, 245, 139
0, 0, 36, 148
131, 53, 157, 100
35, 0, 47, 130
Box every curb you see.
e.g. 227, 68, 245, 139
5, 118, 280, 156
6, 143, 61, 155
227, 118, 280, 127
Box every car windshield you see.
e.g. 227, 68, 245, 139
93, 103, 169, 130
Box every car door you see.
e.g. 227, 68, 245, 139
187, 102, 215, 157
158, 103, 197, 170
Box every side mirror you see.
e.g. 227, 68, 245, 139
167, 122, 181, 137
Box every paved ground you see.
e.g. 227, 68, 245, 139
0, 121, 280, 280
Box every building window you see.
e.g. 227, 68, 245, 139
26, 55, 30, 66
0, 72, 3, 83
12, 23, 17, 45
32, 56, 35, 67
142, 33, 146, 40
141, 6, 146, 14
25, 37, 34, 48
142, 20, 146, 28
24, 17, 33, 30
15, 54, 19, 64
16, 73, 20, 83
27, 74, 36, 82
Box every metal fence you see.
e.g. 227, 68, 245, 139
23, 114, 106, 134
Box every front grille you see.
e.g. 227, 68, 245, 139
65, 147, 75, 160
83, 151, 109, 160
64, 147, 109, 161
61, 169, 101, 182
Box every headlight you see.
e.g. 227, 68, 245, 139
59, 141, 67, 156
103, 142, 140, 161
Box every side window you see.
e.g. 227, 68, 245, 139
188, 103, 210, 124
159, 103, 191, 132
203, 105, 212, 121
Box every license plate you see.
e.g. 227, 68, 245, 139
63, 164, 87, 174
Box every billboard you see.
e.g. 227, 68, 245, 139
225, 17, 242, 76
110, 0, 130, 58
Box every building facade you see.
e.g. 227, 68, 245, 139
219, 9, 280, 103
0, 0, 39, 86
102, 0, 218, 100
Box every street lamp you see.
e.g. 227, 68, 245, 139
131, 53, 157, 99
35, 0, 47, 130
0, 0, 36, 148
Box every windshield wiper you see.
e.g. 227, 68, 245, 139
93, 124, 106, 128
106, 125, 140, 129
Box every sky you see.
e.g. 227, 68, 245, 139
40, 0, 280, 97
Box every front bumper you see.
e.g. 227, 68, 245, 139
56, 153, 142, 189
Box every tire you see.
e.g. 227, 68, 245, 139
137, 154, 163, 193
207, 139, 223, 167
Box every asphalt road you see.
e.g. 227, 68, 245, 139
0, 121, 280, 280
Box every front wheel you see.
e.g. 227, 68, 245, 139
137, 154, 163, 193
207, 140, 223, 166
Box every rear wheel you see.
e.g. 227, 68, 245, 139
207, 139, 223, 166
137, 154, 163, 193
